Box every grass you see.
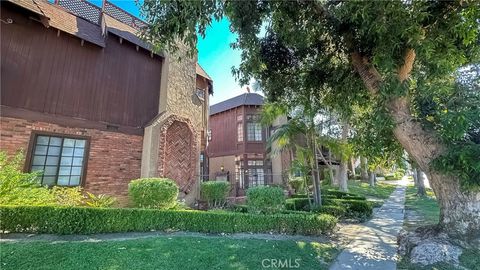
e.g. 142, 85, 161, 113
400, 186, 479, 270
0, 235, 339, 270
404, 185, 440, 229
324, 180, 396, 200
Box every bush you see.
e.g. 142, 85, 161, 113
285, 198, 312, 211
247, 186, 285, 214
85, 192, 117, 208
327, 199, 373, 219
312, 205, 347, 217
51, 186, 85, 206
0, 151, 57, 206
0, 205, 337, 236
229, 204, 249, 213
288, 177, 304, 193
201, 181, 230, 208
128, 178, 178, 209
324, 189, 367, 200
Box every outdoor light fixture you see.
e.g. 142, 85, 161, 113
220, 165, 224, 172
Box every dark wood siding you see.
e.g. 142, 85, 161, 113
207, 105, 266, 158
207, 108, 240, 157
1, 6, 162, 128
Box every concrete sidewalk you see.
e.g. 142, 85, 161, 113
329, 184, 407, 270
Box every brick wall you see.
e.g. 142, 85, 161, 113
0, 116, 143, 205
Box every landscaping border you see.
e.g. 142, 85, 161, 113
0, 206, 337, 236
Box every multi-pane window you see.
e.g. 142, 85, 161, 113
247, 122, 262, 141
30, 135, 88, 187
247, 160, 264, 186
246, 114, 262, 141
237, 123, 244, 142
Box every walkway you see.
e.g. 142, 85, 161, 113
330, 181, 407, 270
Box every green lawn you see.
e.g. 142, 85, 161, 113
404, 185, 440, 229
324, 180, 396, 200
0, 236, 339, 270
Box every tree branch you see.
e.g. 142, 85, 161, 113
351, 52, 383, 95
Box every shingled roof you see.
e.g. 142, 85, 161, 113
210, 93, 264, 116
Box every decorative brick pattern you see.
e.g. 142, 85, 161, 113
157, 115, 198, 194
0, 116, 142, 205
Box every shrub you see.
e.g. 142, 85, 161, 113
312, 205, 347, 217
201, 181, 230, 208
229, 204, 249, 213
51, 186, 84, 206
85, 192, 117, 208
247, 186, 285, 214
285, 198, 312, 211
288, 177, 304, 193
0, 151, 56, 206
0, 205, 337, 236
128, 178, 178, 209
325, 189, 367, 200
328, 199, 373, 219
290, 194, 308, 199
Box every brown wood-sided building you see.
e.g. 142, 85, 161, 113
206, 93, 291, 196
0, 0, 213, 205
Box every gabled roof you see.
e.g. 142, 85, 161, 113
210, 93, 264, 115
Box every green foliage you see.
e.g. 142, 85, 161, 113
51, 186, 84, 206
0, 151, 56, 206
326, 199, 373, 219
200, 181, 230, 208
85, 192, 117, 208
288, 177, 304, 193
324, 189, 367, 201
312, 205, 347, 218
128, 178, 179, 209
246, 186, 285, 214
0, 205, 337, 236
0, 151, 115, 208
141, 0, 480, 190
285, 198, 311, 211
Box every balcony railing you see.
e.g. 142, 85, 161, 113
55, 0, 147, 30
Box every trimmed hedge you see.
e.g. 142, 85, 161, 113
324, 190, 367, 200
128, 178, 178, 209
0, 206, 337, 236
285, 198, 311, 211
313, 205, 347, 217
326, 199, 373, 219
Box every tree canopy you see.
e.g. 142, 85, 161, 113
142, 0, 479, 189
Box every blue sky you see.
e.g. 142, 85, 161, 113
87, 0, 248, 105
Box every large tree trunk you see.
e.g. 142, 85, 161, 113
360, 157, 369, 182
416, 169, 426, 197
350, 157, 357, 178
338, 122, 349, 192
338, 162, 348, 192
352, 49, 480, 240
368, 170, 376, 187
308, 133, 321, 206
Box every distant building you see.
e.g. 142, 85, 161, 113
0, 0, 212, 205
206, 93, 291, 196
